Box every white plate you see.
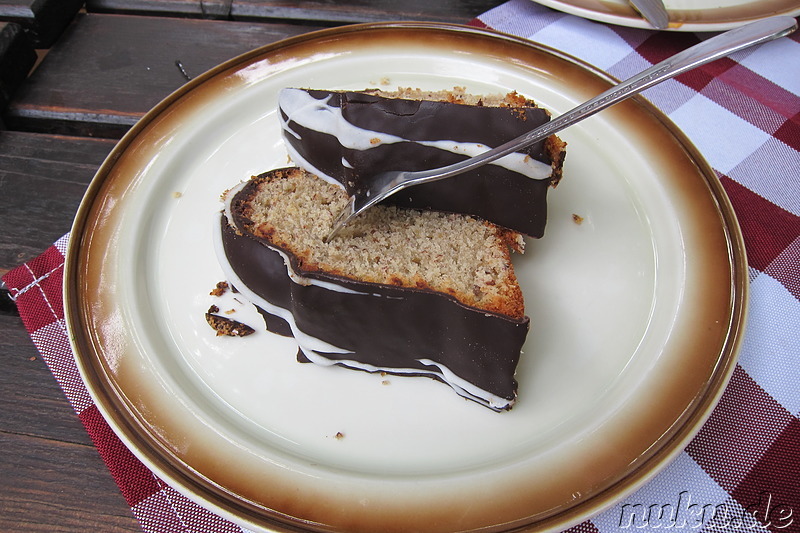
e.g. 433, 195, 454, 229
532, 0, 800, 31
65, 23, 747, 532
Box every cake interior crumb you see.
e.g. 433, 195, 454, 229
237, 169, 525, 318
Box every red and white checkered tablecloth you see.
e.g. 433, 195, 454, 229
4, 1, 799, 531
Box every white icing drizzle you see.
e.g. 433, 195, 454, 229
418, 140, 552, 180
300, 351, 512, 411
213, 218, 350, 355
284, 140, 342, 187
279, 88, 405, 150
222, 180, 249, 230
279, 87, 552, 181
418, 359, 511, 410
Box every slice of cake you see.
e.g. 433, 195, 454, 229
215, 167, 530, 411
278, 87, 567, 238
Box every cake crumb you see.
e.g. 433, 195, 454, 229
172, 191, 182, 198
206, 306, 255, 337
572, 213, 584, 225
381, 380, 391, 386
235, 157, 526, 318
334, 432, 345, 440
210, 281, 229, 296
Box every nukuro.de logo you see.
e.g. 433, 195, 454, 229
617, 491, 794, 530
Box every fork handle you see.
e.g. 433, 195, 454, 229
403, 16, 797, 188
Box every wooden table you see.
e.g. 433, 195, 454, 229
0, 2, 504, 530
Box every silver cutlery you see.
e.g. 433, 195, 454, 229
326, 16, 798, 242
629, 0, 670, 29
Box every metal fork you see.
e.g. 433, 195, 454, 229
326, 16, 797, 242
629, 0, 670, 29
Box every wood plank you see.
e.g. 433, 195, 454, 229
0, 129, 137, 531
0, 0, 84, 47
0, 314, 95, 445
0, 131, 116, 271
3, 13, 323, 137
0, 423, 139, 532
0, 132, 131, 530
0, 21, 36, 110
85, 0, 505, 24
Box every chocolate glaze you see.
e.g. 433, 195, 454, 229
280, 89, 564, 237
220, 212, 529, 410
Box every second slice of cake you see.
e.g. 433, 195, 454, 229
279, 87, 567, 238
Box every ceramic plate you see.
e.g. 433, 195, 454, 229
532, 0, 800, 31
65, 22, 747, 532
